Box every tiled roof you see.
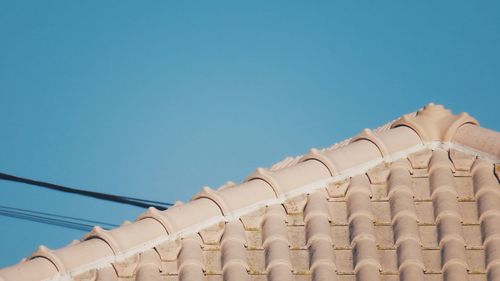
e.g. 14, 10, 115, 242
1, 104, 499, 281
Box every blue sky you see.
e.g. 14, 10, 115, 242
0, 2, 498, 268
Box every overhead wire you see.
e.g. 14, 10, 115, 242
0, 172, 172, 210
0, 205, 118, 229
0, 205, 117, 231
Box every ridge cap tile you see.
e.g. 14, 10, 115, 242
391, 103, 479, 142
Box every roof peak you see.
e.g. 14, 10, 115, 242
392, 103, 478, 142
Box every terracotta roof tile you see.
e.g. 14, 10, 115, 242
346, 175, 382, 280
221, 221, 248, 280
178, 236, 204, 281
304, 192, 336, 280
1, 103, 499, 281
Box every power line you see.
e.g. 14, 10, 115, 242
0, 172, 172, 210
0, 206, 117, 232
0, 205, 118, 229
0, 210, 92, 231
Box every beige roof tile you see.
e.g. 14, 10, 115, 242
1, 104, 499, 281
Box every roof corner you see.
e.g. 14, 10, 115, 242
391, 103, 479, 142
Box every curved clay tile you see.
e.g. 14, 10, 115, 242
388, 160, 425, 281
300, 148, 339, 176
429, 149, 469, 281
454, 124, 500, 159
220, 221, 249, 281
351, 128, 391, 158
177, 236, 205, 281
472, 160, 500, 281
346, 175, 381, 281
262, 204, 293, 281
304, 191, 336, 281
134, 249, 162, 281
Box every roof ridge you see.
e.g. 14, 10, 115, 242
270, 111, 418, 171
1, 103, 499, 281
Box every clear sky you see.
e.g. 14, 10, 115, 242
0, 2, 498, 268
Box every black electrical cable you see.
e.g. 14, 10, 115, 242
0, 209, 101, 231
0, 205, 118, 228
0, 172, 172, 210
